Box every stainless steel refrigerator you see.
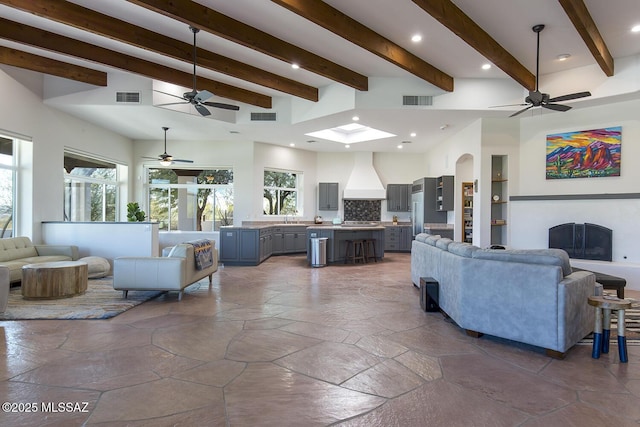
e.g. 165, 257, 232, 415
411, 177, 446, 236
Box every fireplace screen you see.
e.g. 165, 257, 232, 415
548, 223, 612, 261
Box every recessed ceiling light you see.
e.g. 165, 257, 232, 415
397, 145, 403, 149
289, 143, 295, 147
632, 24, 640, 33
345, 145, 350, 149
410, 132, 416, 137
352, 115, 359, 121
557, 53, 571, 61
411, 34, 422, 42
440, 124, 449, 130
291, 63, 300, 69
481, 63, 491, 70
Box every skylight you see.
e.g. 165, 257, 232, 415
305, 123, 396, 144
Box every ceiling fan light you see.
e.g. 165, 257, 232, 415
159, 159, 172, 166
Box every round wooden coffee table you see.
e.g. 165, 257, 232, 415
21, 261, 88, 300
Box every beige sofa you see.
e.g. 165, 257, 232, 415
0, 237, 79, 283
113, 241, 218, 301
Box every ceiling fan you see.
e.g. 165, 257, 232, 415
155, 26, 240, 116
142, 127, 194, 166
493, 24, 591, 117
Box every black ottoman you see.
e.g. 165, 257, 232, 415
572, 267, 626, 299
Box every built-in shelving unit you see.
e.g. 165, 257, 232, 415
490, 155, 508, 246
436, 175, 454, 211
462, 182, 473, 243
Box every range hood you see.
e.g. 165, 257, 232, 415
343, 152, 386, 200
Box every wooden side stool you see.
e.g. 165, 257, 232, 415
363, 239, 377, 263
344, 240, 365, 264
588, 295, 633, 363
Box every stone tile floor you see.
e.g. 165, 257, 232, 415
0, 253, 638, 426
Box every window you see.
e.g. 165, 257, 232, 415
147, 168, 233, 231
0, 136, 15, 238
263, 169, 301, 216
64, 151, 119, 222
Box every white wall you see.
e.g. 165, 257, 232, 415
0, 66, 133, 243
510, 99, 640, 290
133, 137, 255, 223
316, 151, 430, 223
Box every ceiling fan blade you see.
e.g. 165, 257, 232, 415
194, 103, 212, 116
547, 91, 591, 103
509, 105, 534, 117
202, 101, 240, 111
194, 90, 213, 102
171, 159, 195, 163
542, 103, 572, 112
141, 156, 160, 160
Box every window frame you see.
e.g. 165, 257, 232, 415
63, 150, 121, 222
263, 168, 302, 217
145, 167, 234, 232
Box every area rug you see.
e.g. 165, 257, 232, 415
577, 303, 640, 346
0, 277, 163, 320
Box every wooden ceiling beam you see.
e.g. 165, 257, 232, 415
0, 46, 107, 86
127, 0, 369, 91
558, 0, 614, 76
271, 0, 453, 92
411, 0, 535, 91
0, 18, 272, 108
0, 0, 318, 101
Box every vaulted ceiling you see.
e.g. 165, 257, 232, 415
0, 0, 638, 152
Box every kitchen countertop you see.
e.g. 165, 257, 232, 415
306, 225, 385, 231
220, 222, 409, 230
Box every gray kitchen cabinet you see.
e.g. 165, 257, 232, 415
272, 226, 307, 255
220, 228, 263, 265
239, 229, 260, 263
284, 229, 307, 252
318, 182, 339, 210
386, 184, 411, 212
384, 225, 412, 252
436, 175, 454, 211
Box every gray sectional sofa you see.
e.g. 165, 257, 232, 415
411, 233, 598, 357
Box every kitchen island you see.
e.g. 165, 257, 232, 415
306, 225, 385, 264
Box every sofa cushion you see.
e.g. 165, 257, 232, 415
447, 242, 478, 258
425, 235, 441, 246
415, 233, 429, 243
435, 237, 453, 250
0, 237, 38, 262
472, 248, 572, 276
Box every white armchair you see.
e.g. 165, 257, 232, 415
113, 242, 218, 301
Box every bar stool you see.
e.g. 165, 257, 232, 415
363, 239, 377, 263
588, 295, 633, 363
344, 240, 366, 264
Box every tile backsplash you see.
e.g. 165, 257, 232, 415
343, 200, 381, 221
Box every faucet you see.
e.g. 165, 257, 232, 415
284, 215, 289, 224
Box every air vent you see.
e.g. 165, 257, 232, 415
402, 95, 433, 106
250, 112, 277, 121
116, 91, 141, 103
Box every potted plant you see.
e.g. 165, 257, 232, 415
127, 202, 146, 222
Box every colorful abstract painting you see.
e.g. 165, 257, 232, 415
546, 126, 621, 179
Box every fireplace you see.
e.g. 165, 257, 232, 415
548, 223, 612, 261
